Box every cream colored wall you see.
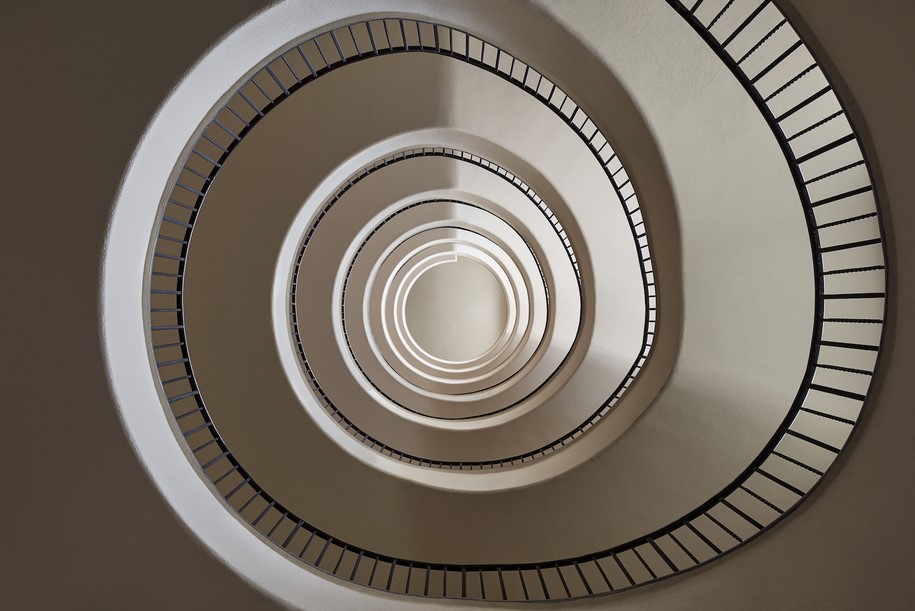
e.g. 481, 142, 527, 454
1, 1, 912, 609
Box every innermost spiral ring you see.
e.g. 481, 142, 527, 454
403, 253, 509, 363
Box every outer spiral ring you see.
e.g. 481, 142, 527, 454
110, 2, 887, 602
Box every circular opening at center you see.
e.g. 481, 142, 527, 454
404, 255, 509, 362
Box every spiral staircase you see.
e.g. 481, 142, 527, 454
3, 1, 913, 609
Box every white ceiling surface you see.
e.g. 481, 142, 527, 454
1, 1, 912, 610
